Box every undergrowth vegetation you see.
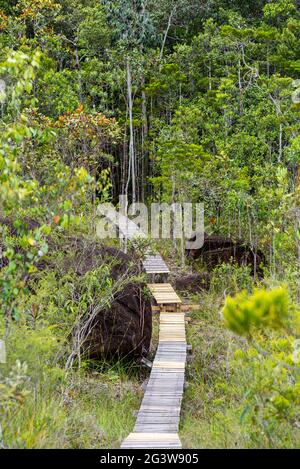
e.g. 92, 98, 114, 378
182, 265, 300, 448
1, 0, 300, 449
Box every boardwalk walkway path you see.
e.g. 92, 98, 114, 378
98, 206, 170, 277
100, 206, 186, 448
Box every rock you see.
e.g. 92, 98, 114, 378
64, 241, 152, 361
186, 233, 265, 276
175, 273, 210, 293
0, 219, 152, 361
85, 278, 152, 360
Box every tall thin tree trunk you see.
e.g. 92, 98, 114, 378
279, 123, 283, 162
171, 175, 176, 247
122, 118, 128, 195
141, 81, 148, 202
160, 6, 176, 61
208, 61, 212, 91
238, 58, 243, 115
126, 59, 136, 204
75, 46, 83, 104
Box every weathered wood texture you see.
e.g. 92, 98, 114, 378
121, 284, 186, 449
99, 207, 170, 275
101, 209, 187, 449
147, 283, 182, 305
143, 254, 170, 275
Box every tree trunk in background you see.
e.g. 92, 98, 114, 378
126, 59, 136, 204
160, 6, 176, 61
75, 46, 83, 104
121, 109, 129, 196
141, 76, 148, 202
279, 123, 283, 162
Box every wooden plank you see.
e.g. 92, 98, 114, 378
152, 305, 199, 312
147, 285, 182, 305
153, 361, 185, 369
143, 254, 170, 275
122, 433, 180, 441
121, 432, 182, 449
121, 443, 182, 449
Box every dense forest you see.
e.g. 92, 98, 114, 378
0, 0, 300, 449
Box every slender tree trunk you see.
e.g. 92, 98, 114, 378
268, 94, 283, 163
180, 217, 185, 268
122, 118, 128, 195
141, 75, 148, 201
238, 58, 243, 115
171, 175, 177, 249
75, 46, 83, 103
160, 6, 176, 61
279, 123, 283, 162
126, 58, 136, 204
208, 61, 212, 91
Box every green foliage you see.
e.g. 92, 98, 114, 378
231, 341, 300, 447
1, 0, 300, 450
220, 285, 300, 447
0, 323, 139, 448
223, 287, 290, 336
103, 0, 156, 50
211, 263, 254, 296
263, 0, 296, 23
150, 105, 208, 200
0, 360, 29, 417
182, 287, 300, 448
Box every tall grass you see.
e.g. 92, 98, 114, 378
0, 321, 142, 448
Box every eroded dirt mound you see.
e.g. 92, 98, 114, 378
85, 281, 151, 360
175, 273, 211, 293
55, 239, 152, 360
0, 217, 152, 360
186, 233, 265, 276
55, 238, 152, 360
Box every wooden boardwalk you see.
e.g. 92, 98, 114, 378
99, 207, 146, 240
147, 283, 182, 305
101, 206, 187, 449
142, 254, 170, 276
99, 206, 170, 277
121, 283, 186, 449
